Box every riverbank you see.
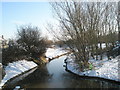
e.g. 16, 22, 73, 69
65, 54, 120, 83
0, 47, 68, 89
0, 60, 37, 89
1, 47, 119, 88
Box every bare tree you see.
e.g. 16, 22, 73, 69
48, 1, 118, 70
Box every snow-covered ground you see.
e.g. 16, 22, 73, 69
0, 46, 119, 88
67, 55, 120, 82
0, 47, 67, 88
45, 47, 120, 82
46, 47, 120, 82
98, 43, 106, 49
0, 60, 37, 88
45, 47, 67, 59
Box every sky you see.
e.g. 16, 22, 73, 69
1, 2, 58, 40
1, 1, 118, 40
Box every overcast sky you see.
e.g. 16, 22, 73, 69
1, 2, 58, 40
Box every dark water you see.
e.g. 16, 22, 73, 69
6, 56, 120, 89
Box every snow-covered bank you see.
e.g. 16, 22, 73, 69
0, 47, 67, 88
46, 47, 67, 59
0, 60, 37, 88
66, 55, 120, 82
46, 47, 120, 82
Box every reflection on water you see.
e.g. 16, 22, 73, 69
5, 56, 120, 88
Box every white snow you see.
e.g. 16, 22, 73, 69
0, 60, 37, 88
0, 47, 67, 88
14, 86, 20, 90
0, 63, 2, 67
46, 47, 67, 59
98, 43, 106, 49
0, 46, 119, 89
46, 46, 120, 82
67, 55, 120, 82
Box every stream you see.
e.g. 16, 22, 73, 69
4, 56, 120, 89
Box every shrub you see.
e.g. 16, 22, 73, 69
2, 25, 47, 65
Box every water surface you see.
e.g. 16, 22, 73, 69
6, 56, 120, 88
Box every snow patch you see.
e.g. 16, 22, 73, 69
98, 43, 106, 49
46, 47, 67, 58
67, 55, 120, 82
0, 60, 37, 88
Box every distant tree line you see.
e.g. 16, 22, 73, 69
2, 25, 48, 65
48, 1, 118, 70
